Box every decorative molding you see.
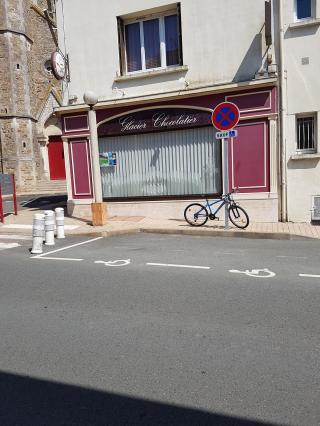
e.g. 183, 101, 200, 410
70, 141, 92, 197
289, 18, 320, 29
97, 104, 213, 128
0, 113, 36, 121
290, 153, 320, 160
231, 121, 268, 191
62, 135, 89, 141
114, 65, 189, 82
0, 28, 33, 44
54, 78, 277, 115
225, 90, 272, 114
64, 115, 89, 133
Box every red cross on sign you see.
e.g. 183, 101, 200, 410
212, 102, 240, 131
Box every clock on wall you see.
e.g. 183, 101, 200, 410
51, 51, 66, 80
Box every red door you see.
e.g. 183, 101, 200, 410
48, 137, 66, 180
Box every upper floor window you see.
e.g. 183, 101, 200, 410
296, 114, 316, 152
117, 4, 183, 75
295, 0, 315, 20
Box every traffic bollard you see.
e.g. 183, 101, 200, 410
44, 210, 55, 246
55, 207, 65, 239
31, 213, 45, 254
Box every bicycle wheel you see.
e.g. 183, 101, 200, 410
184, 203, 208, 226
228, 205, 249, 229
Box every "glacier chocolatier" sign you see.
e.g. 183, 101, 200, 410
98, 107, 212, 137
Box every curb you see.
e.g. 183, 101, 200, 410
58, 227, 314, 241
0, 226, 315, 240
68, 228, 141, 238
140, 228, 293, 240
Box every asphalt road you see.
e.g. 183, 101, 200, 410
0, 233, 320, 426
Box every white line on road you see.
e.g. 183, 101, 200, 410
34, 257, 83, 262
146, 262, 211, 270
0, 234, 32, 240
31, 237, 103, 259
277, 255, 307, 259
299, 274, 320, 278
0, 242, 20, 250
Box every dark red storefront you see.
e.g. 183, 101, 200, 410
60, 83, 279, 221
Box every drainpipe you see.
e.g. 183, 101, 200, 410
279, 0, 287, 221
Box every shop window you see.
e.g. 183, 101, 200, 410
117, 3, 183, 75
296, 114, 316, 152
295, 0, 315, 20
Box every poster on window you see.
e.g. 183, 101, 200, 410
99, 152, 117, 167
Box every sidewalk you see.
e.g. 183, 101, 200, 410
1, 205, 320, 240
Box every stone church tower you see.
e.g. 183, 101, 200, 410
0, 0, 63, 192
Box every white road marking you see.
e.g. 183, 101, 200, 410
219, 252, 246, 256
95, 259, 131, 267
299, 274, 320, 278
31, 237, 103, 259
229, 268, 276, 278
277, 255, 307, 259
3, 224, 79, 230
146, 262, 211, 270
0, 242, 20, 250
0, 234, 32, 240
34, 257, 83, 262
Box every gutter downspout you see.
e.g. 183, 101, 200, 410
279, 0, 287, 221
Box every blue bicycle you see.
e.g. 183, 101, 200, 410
184, 191, 249, 229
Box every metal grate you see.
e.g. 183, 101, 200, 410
297, 116, 315, 152
311, 195, 320, 221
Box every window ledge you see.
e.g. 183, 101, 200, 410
114, 65, 189, 82
289, 18, 320, 29
290, 153, 320, 160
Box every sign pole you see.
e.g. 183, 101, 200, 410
223, 138, 229, 229
211, 101, 240, 230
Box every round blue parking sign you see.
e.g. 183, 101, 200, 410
212, 102, 240, 131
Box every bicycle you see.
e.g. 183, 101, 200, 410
184, 190, 249, 229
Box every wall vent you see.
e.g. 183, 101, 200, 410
311, 195, 320, 221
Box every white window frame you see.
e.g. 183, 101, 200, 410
294, 0, 316, 21
124, 12, 179, 75
296, 113, 317, 153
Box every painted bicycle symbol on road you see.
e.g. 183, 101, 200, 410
95, 259, 131, 267
229, 268, 276, 278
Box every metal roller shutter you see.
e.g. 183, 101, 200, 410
99, 126, 221, 198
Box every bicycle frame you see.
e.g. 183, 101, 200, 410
191, 192, 235, 219
205, 197, 227, 217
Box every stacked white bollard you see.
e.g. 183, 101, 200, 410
44, 210, 55, 246
55, 207, 65, 239
31, 213, 45, 254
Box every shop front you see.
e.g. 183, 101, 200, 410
60, 83, 279, 222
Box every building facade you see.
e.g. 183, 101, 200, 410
55, 0, 280, 221
277, 0, 320, 222
0, 0, 66, 192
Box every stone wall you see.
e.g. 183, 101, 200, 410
0, 0, 61, 191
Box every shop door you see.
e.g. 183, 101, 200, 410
99, 127, 222, 198
48, 138, 66, 180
